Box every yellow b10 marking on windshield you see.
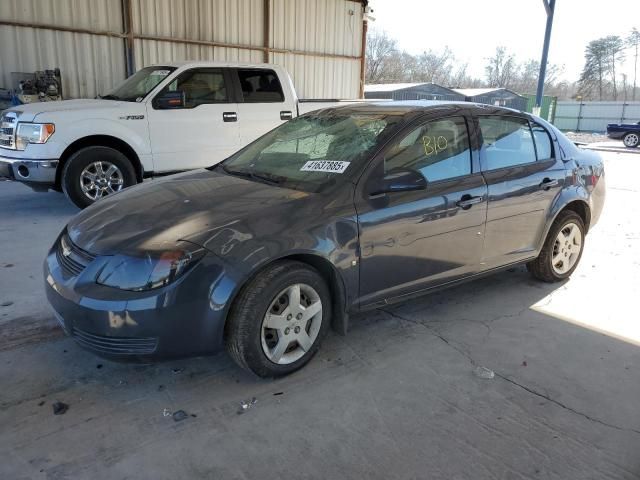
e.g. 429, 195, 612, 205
422, 136, 448, 157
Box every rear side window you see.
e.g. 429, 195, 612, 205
384, 117, 472, 182
238, 69, 284, 103
478, 116, 536, 170
531, 123, 553, 160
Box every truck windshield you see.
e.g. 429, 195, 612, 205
219, 112, 402, 192
102, 66, 176, 102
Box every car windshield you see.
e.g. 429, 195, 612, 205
102, 66, 176, 102
218, 111, 402, 192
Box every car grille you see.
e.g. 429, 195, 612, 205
56, 232, 96, 278
72, 327, 159, 355
0, 111, 18, 149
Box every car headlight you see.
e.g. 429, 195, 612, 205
96, 247, 206, 291
16, 123, 55, 150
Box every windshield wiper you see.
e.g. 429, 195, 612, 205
221, 165, 284, 185
100, 94, 120, 100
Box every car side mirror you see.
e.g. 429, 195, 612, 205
370, 167, 427, 196
154, 90, 185, 109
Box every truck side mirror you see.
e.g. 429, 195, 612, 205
154, 90, 185, 109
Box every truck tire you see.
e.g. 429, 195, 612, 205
622, 132, 639, 148
62, 146, 137, 209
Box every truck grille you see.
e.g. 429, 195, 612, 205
72, 328, 159, 355
56, 233, 96, 278
0, 111, 18, 149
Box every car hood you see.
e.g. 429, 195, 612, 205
6, 99, 133, 122
66, 169, 316, 257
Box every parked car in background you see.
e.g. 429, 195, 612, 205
606, 121, 640, 148
0, 62, 357, 208
44, 102, 605, 377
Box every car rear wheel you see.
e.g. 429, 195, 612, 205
62, 146, 137, 209
225, 260, 331, 377
527, 210, 585, 282
623, 132, 639, 148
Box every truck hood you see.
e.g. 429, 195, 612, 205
6, 99, 134, 122
66, 169, 315, 257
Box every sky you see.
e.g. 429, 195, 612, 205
369, 0, 639, 83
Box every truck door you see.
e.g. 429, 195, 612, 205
146, 68, 239, 172
233, 68, 298, 145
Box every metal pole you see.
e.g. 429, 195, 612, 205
535, 0, 556, 115
122, 0, 135, 77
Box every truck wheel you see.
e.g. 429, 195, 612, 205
527, 210, 585, 283
62, 146, 137, 208
622, 132, 639, 148
225, 260, 331, 378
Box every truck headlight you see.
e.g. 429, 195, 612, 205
16, 123, 55, 150
96, 248, 206, 291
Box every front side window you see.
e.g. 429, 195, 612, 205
104, 66, 176, 102
478, 116, 537, 170
238, 69, 284, 103
219, 112, 402, 192
158, 69, 229, 108
384, 117, 472, 182
531, 123, 554, 160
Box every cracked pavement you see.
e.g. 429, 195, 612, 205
1, 150, 639, 479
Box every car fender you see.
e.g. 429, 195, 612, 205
538, 183, 591, 252
61, 118, 151, 159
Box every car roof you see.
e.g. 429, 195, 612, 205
328, 100, 525, 118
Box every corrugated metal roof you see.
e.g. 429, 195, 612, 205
364, 83, 431, 92
453, 87, 520, 97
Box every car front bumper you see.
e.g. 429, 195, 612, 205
44, 240, 238, 361
0, 155, 58, 185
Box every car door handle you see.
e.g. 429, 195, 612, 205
539, 178, 559, 190
280, 111, 293, 120
456, 195, 483, 209
223, 112, 237, 122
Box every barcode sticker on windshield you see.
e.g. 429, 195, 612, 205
300, 161, 350, 174
151, 70, 171, 76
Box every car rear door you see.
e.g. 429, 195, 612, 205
146, 68, 240, 172
475, 114, 565, 268
355, 114, 488, 308
232, 68, 297, 146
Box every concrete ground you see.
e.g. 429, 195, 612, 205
1, 151, 639, 479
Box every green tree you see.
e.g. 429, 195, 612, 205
578, 38, 610, 100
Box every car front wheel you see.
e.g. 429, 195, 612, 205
225, 260, 331, 377
62, 146, 137, 209
623, 132, 639, 148
527, 210, 585, 282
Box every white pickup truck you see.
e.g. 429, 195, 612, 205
0, 62, 357, 208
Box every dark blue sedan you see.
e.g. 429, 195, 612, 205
45, 102, 606, 377
607, 121, 640, 147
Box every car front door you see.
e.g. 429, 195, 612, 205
146, 68, 240, 172
476, 115, 565, 268
355, 115, 488, 308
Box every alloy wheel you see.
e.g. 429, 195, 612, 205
80, 161, 124, 200
623, 133, 639, 147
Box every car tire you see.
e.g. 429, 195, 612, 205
527, 210, 585, 283
623, 132, 639, 148
62, 146, 137, 209
225, 260, 331, 378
